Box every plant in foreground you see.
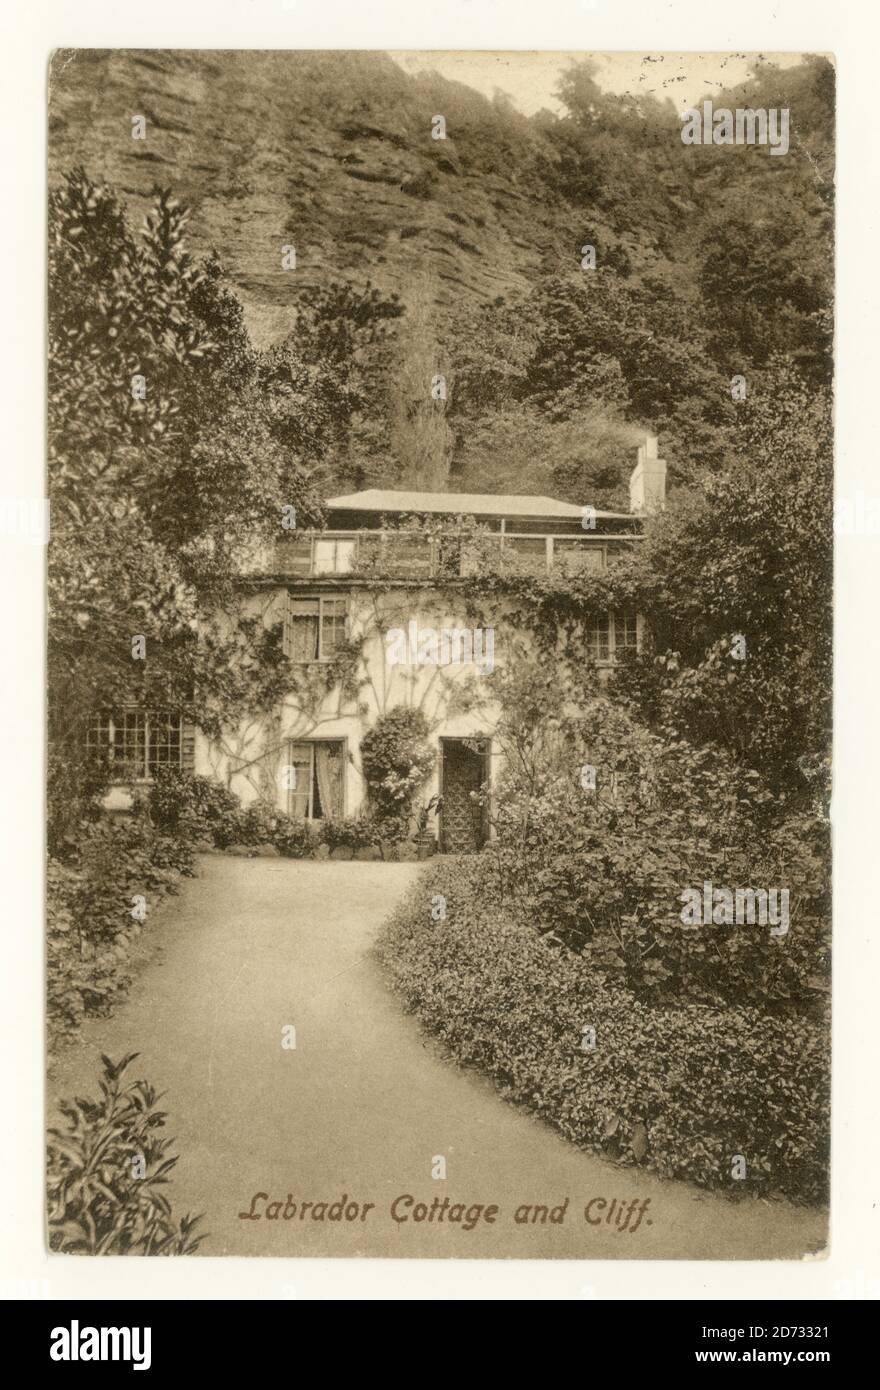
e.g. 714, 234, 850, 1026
47, 1053, 206, 1255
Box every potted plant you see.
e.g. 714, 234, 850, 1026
412, 794, 442, 859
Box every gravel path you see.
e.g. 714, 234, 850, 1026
48, 855, 827, 1261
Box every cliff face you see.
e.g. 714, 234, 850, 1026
48, 49, 600, 346
47, 49, 834, 498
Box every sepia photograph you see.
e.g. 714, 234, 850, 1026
43, 46, 833, 1265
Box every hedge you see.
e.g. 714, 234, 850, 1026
377, 858, 829, 1205
48, 817, 195, 1057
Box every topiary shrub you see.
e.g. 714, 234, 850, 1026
377, 858, 830, 1206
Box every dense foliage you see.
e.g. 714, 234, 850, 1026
359, 707, 435, 826
47, 170, 324, 842
149, 768, 422, 858
47, 1053, 205, 1254
47, 51, 834, 1217
378, 858, 829, 1205
480, 657, 828, 1010
616, 367, 833, 796
47, 816, 194, 1054
50, 52, 834, 500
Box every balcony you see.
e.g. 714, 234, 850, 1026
274, 530, 631, 580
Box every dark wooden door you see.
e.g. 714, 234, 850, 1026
440, 739, 488, 853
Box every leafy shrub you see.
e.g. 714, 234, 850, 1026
47, 744, 109, 858
482, 660, 830, 1011
320, 815, 381, 853
47, 1053, 205, 1255
378, 859, 829, 1205
47, 817, 195, 1055
47, 856, 130, 1045
149, 768, 250, 846
318, 810, 415, 855
149, 769, 317, 855
232, 799, 286, 848
610, 370, 832, 796
359, 706, 434, 824
271, 816, 319, 858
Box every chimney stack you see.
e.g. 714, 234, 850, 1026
629, 433, 667, 515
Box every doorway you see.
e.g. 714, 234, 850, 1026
439, 738, 490, 853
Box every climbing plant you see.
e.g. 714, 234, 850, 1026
359, 706, 434, 828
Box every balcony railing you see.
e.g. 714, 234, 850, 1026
274, 530, 636, 579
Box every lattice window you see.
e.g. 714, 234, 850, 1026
613, 611, 639, 653
589, 613, 611, 663
585, 612, 641, 664
87, 710, 191, 781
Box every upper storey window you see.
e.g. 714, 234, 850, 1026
313, 537, 356, 574
274, 528, 628, 577
284, 596, 347, 662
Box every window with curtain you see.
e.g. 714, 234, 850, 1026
287, 741, 344, 820
285, 596, 347, 662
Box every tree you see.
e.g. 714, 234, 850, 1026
450, 405, 641, 509
261, 278, 404, 491
48, 169, 323, 840
699, 207, 832, 383
615, 364, 832, 797
387, 273, 454, 490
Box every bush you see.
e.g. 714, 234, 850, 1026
47, 1053, 205, 1255
320, 814, 381, 853
47, 816, 195, 1055
359, 706, 434, 825
482, 664, 830, 1011
271, 816, 319, 858
149, 769, 322, 856
149, 768, 250, 846
377, 859, 830, 1206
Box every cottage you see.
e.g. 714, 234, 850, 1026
93, 439, 666, 853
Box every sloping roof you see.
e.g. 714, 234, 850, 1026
325, 489, 631, 520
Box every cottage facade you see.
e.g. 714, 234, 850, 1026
96, 439, 666, 853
